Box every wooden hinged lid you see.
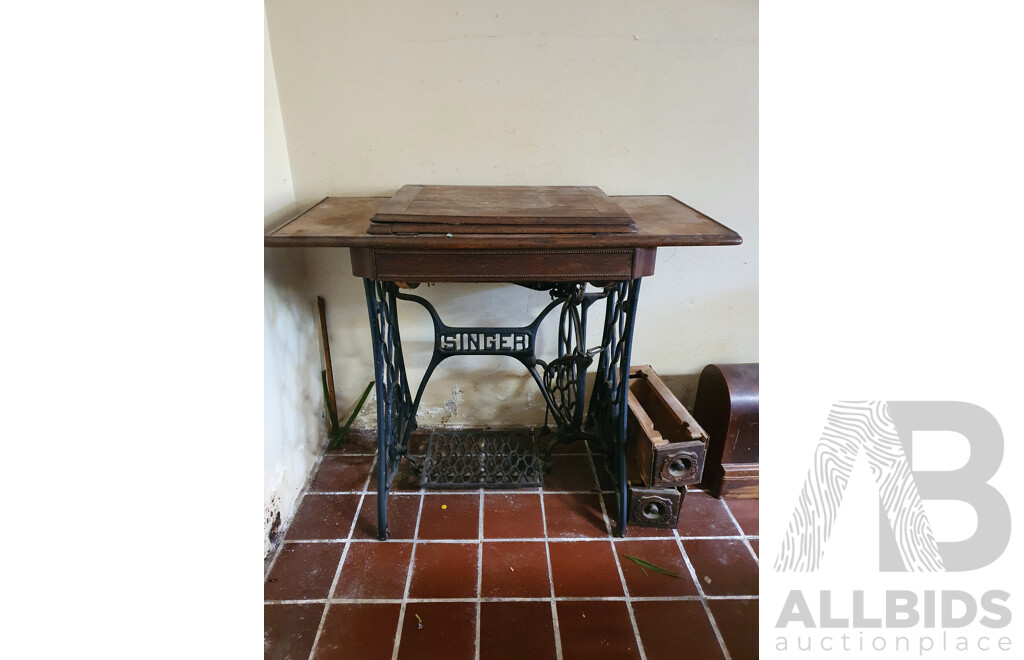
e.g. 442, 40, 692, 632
367, 184, 637, 235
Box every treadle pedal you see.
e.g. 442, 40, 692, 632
420, 429, 543, 489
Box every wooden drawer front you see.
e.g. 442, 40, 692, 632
628, 485, 683, 528
352, 248, 639, 282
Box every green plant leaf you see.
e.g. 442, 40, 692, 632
342, 381, 375, 433
328, 380, 375, 451
623, 555, 684, 578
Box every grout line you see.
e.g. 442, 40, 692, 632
739, 536, 759, 565
475, 489, 484, 660
586, 442, 647, 660
306, 454, 377, 660
674, 529, 732, 660
704, 595, 760, 600
391, 491, 426, 660
281, 538, 348, 544
720, 499, 759, 565
284, 534, 758, 544
538, 480, 564, 660
268, 595, 756, 606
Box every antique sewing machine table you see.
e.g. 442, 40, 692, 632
265, 185, 740, 539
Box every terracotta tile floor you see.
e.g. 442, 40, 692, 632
265, 442, 759, 660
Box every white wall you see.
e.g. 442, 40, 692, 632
265, 0, 757, 426
264, 13, 324, 557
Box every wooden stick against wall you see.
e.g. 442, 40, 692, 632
317, 296, 339, 424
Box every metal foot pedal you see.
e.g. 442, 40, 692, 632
420, 429, 543, 489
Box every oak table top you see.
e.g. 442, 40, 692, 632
264, 188, 742, 249
265, 186, 741, 282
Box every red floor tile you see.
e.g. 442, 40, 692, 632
396, 601, 476, 660
548, 540, 623, 597
481, 541, 550, 598
309, 454, 375, 492
483, 493, 545, 538
417, 494, 480, 540
334, 542, 413, 599
407, 542, 478, 599
708, 598, 759, 660
724, 498, 759, 535
615, 539, 699, 597
314, 603, 401, 659
548, 438, 588, 454
543, 493, 608, 538
352, 493, 421, 540
286, 494, 361, 540
556, 601, 641, 659
480, 601, 557, 660
544, 455, 599, 491
749, 538, 758, 558
676, 492, 740, 537
369, 457, 423, 493
632, 600, 725, 660
333, 429, 377, 455
265, 542, 345, 601
683, 538, 759, 596
264, 603, 324, 660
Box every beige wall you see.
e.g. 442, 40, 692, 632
264, 13, 324, 557
266, 0, 757, 426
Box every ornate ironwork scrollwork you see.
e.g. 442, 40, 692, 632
364, 278, 642, 539
586, 279, 642, 536
363, 280, 416, 540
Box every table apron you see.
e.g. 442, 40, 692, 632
351, 246, 655, 281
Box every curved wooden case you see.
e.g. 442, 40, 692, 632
693, 363, 759, 498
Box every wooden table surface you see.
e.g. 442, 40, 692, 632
264, 194, 742, 249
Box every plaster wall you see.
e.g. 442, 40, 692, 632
265, 0, 758, 426
264, 14, 323, 556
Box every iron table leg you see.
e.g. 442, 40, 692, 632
586, 279, 642, 537
363, 280, 415, 540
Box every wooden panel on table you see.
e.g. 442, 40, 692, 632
370, 185, 635, 229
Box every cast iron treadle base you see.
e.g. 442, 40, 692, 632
419, 429, 543, 489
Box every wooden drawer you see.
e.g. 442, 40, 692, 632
626, 365, 709, 488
